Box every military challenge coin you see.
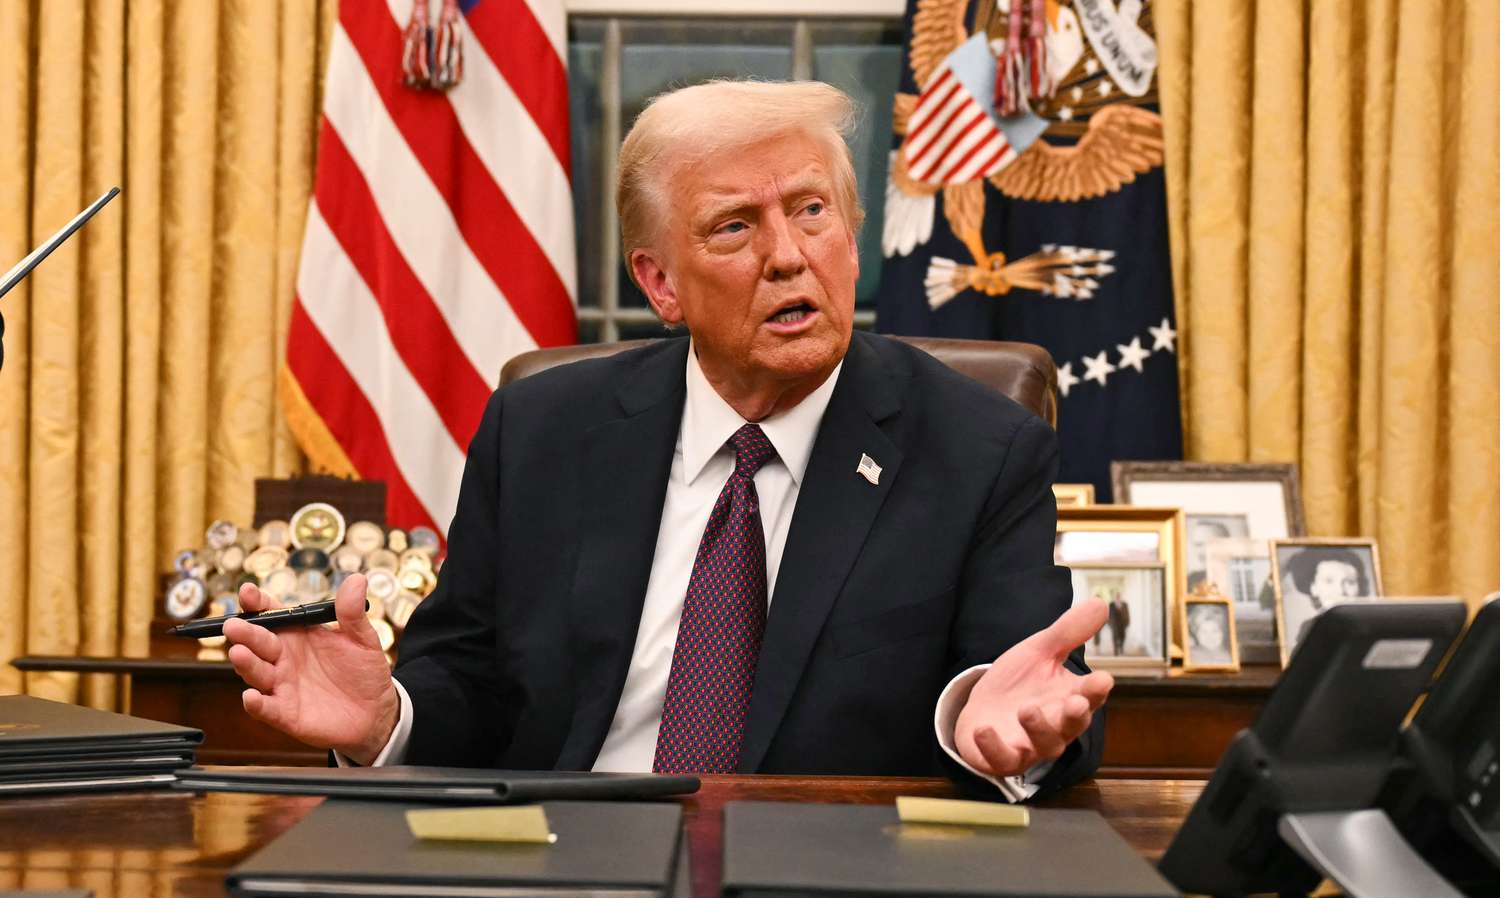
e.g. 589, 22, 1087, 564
289, 502, 346, 552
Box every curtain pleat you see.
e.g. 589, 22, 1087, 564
1161, 0, 1500, 605
1, 0, 336, 706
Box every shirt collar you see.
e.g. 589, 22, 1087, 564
681, 342, 843, 487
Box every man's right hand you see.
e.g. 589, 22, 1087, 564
224, 573, 400, 765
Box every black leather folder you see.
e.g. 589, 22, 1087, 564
0, 695, 202, 756
175, 764, 700, 803
227, 799, 682, 897
722, 802, 1178, 898
0, 695, 200, 794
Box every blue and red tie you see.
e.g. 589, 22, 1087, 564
653, 424, 777, 774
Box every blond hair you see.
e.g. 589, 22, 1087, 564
616, 79, 864, 264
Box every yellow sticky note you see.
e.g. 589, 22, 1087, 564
405, 805, 557, 844
895, 796, 1030, 828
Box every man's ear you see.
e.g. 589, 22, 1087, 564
845, 225, 860, 281
630, 250, 683, 325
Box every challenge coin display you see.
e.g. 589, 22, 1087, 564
165, 577, 209, 621
205, 520, 239, 551
365, 569, 399, 604
408, 525, 440, 555
258, 519, 291, 550
289, 502, 346, 552
365, 548, 399, 572
244, 546, 288, 579
345, 520, 384, 555
164, 503, 440, 666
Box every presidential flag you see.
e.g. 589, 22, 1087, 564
876, 0, 1181, 499
283, 0, 576, 534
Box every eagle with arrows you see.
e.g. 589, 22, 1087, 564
882, 0, 1166, 310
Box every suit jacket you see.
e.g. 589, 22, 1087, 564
394, 331, 1103, 795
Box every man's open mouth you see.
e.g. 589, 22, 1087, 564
768, 303, 815, 325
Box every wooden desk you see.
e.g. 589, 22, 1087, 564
0, 775, 1202, 897
15, 653, 1280, 775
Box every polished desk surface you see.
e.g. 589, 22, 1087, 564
0, 774, 1202, 897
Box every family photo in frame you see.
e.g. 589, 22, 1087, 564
1270, 538, 1384, 667
1112, 462, 1304, 665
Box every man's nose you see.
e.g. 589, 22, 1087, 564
760, 211, 808, 279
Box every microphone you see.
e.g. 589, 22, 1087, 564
0, 187, 122, 372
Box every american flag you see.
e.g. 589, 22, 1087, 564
903, 35, 1018, 185
283, 0, 576, 534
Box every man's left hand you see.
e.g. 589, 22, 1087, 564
954, 597, 1114, 778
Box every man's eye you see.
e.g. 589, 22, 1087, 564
718, 221, 747, 235
804, 202, 824, 216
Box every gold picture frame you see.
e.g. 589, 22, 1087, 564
1270, 537, 1384, 668
1052, 483, 1096, 507
1181, 588, 1240, 672
1057, 506, 1186, 650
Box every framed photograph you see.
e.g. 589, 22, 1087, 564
1182, 593, 1240, 672
1113, 462, 1304, 664
1057, 506, 1185, 647
1204, 537, 1278, 664
1053, 483, 1096, 507
1270, 538, 1384, 668
1071, 563, 1170, 670
1111, 461, 1305, 544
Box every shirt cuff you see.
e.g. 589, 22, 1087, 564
333, 678, 413, 768
934, 664, 1054, 802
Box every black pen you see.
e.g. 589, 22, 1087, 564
167, 599, 363, 638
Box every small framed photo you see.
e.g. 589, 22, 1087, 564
1271, 538, 1384, 667
1071, 563, 1170, 671
1053, 483, 1096, 507
1204, 537, 1278, 664
1182, 592, 1240, 672
1057, 505, 1185, 646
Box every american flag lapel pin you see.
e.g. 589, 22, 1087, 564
856, 453, 882, 485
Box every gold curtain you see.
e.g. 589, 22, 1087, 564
0, 0, 338, 705
1157, 0, 1500, 606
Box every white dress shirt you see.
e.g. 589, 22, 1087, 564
358, 345, 1043, 800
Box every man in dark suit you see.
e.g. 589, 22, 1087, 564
223, 79, 1112, 798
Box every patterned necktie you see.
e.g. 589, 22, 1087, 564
653, 423, 777, 774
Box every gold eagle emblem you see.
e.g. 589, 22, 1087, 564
884, 0, 1166, 310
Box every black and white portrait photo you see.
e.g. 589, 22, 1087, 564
1272, 540, 1383, 664
1183, 600, 1237, 670
1185, 512, 1250, 592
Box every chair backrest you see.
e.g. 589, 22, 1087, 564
500, 335, 1058, 426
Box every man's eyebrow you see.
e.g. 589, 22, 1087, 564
694, 177, 834, 225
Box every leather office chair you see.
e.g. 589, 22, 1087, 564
500, 335, 1058, 427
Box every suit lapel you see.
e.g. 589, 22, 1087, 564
554, 340, 688, 770
738, 334, 905, 772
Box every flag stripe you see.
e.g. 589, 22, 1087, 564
462, 0, 571, 175
323, 26, 540, 383
287, 304, 438, 533
909, 102, 981, 172
914, 112, 988, 181
380, 0, 577, 303
338, 11, 576, 348
906, 69, 956, 137
907, 92, 974, 166
313, 119, 493, 447
933, 126, 1003, 183
298, 205, 467, 528
906, 78, 964, 154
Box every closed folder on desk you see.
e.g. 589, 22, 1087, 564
175, 765, 699, 803
0, 695, 201, 795
227, 799, 682, 898
722, 801, 1177, 898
